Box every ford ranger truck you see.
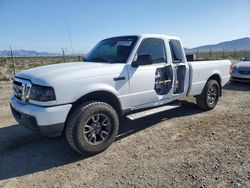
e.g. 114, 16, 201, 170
10, 34, 231, 155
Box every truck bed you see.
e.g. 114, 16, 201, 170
188, 60, 231, 96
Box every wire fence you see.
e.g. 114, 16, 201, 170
185, 48, 250, 61
0, 46, 89, 80
0, 47, 250, 81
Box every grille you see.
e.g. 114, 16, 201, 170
13, 78, 32, 102
239, 70, 250, 75
13, 80, 23, 100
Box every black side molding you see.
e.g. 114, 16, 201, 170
113, 77, 126, 81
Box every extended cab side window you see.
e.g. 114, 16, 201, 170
137, 38, 167, 64
169, 40, 184, 63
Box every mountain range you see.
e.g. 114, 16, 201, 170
189, 37, 250, 52
0, 37, 249, 57
0, 50, 59, 57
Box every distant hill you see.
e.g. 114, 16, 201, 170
1, 37, 250, 57
0, 50, 59, 57
191, 37, 250, 52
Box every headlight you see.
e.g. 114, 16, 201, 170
29, 85, 56, 101
232, 66, 237, 73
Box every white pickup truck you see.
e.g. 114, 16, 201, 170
10, 34, 231, 155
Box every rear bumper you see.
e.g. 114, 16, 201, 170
10, 96, 72, 137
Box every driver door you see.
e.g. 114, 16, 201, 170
127, 38, 174, 110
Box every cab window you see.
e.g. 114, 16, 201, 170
137, 38, 167, 64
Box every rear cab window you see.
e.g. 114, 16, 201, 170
169, 40, 185, 63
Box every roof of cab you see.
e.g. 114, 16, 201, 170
104, 34, 181, 41
138, 34, 181, 41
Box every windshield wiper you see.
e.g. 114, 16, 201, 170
88, 57, 107, 62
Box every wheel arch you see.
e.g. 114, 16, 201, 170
207, 74, 222, 96
67, 90, 122, 119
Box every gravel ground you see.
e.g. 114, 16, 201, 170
0, 81, 249, 188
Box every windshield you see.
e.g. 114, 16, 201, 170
243, 56, 250, 61
84, 36, 138, 63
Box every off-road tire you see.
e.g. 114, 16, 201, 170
65, 101, 119, 155
196, 79, 220, 110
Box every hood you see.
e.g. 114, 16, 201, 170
16, 62, 126, 85
234, 61, 250, 70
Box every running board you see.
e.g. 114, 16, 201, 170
126, 103, 181, 120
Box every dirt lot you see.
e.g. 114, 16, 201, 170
0, 81, 249, 188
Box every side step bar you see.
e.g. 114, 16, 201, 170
126, 103, 181, 120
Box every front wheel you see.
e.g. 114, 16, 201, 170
65, 101, 119, 155
196, 80, 220, 110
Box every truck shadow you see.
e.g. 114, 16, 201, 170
0, 100, 203, 180
116, 101, 201, 141
223, 81, 250, 91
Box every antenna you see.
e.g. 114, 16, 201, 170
65, 21, 74, 55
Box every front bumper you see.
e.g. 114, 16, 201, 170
10, 96, 72, 137
231, 72, 250, 82
231, 77, 250, 82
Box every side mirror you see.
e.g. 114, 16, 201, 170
240, 58, 244, 61
132, 54, 153, 67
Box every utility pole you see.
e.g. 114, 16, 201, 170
10, 46, 16, 75
196, 48, 199, 60
233, 48, 236, 59
209, 48, 212, 60
62, 48, 66, 63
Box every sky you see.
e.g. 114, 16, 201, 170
0, 0, 250, 53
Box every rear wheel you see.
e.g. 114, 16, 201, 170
65, 101, 119, 155
196, 80, 220, 110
